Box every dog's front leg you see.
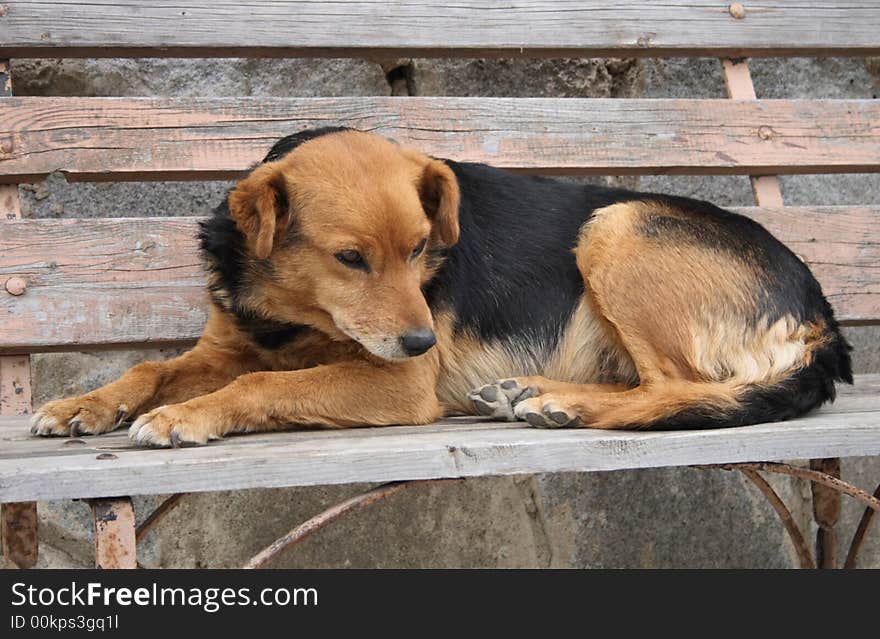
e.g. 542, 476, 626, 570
31, 308, 260, 437
129, 357, 441, 447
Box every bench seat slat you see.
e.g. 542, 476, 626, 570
2, 97, 879, 182
0, 375, 878, 502
1, 207, 877, 353
2, 1, 879, 59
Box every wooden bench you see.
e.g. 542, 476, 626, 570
1, 1, 879, 569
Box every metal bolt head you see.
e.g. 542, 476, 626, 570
5, 276, 26, 296
729, 3, 746, 19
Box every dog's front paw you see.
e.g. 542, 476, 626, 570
129, 403, 222, 448
31, 394, 130, 437
467, 378, 539, 421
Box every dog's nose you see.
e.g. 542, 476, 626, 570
400, 329, 436, 356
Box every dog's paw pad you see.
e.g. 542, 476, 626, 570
472, 397, 496, 416
514, 399, 582, 429
477, 385, 498, 402
467, 379, 538, 421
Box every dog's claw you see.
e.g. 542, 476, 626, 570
68, 419, 81, 438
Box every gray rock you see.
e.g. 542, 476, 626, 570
536, 467, 806, 568
410, 57, 643, 97
20, 173, 232, 220
150, 478, 549, 568
13, 58, 389, 98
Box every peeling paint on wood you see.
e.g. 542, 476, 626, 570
1, 502, 37, 568
0, 355, 32, 414
89, 498, 136, 569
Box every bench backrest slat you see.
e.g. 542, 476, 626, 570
2, 97, 879, 182
2, 206, 877, 353
2, 1, 880, 58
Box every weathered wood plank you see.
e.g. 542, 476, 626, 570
0, 217, 208, 352
1, 97, 879, 182
89, 498, 136, 569
1, 1, 879, 58
0, 356, 32, 415
1, 502, 38, 568
721, 57, 785, 207
0, 375, 877, 502
1, 205, 876, 352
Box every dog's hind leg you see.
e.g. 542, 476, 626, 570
512, 380, 741, 429
469, 378, 630, 421
510, 200, 843, 430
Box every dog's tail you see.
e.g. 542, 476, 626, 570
619, 324, 853, 431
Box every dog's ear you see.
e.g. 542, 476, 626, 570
419, 160, 460, 247
227, 161, 291, 259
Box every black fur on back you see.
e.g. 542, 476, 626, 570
424, 161, 643, 361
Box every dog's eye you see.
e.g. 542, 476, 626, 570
411, 239, 427, 259
335, 250, 368, 271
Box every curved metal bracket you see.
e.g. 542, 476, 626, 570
739, 468, 814, 569
243, 479, 459, 569
705, 460, 880, 569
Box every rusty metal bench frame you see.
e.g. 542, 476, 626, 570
1, 1, 879, 569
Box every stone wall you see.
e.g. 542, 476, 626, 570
11, 54, 880, 568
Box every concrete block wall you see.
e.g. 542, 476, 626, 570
11, 54, 879, 568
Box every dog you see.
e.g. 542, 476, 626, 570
30, 127, 852, 446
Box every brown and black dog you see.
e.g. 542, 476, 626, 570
31, 128, 852, 446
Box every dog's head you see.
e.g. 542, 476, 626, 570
221, 129, 460, 360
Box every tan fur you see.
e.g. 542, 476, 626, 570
543, 297, 638, 387
432, 312, 533, 413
